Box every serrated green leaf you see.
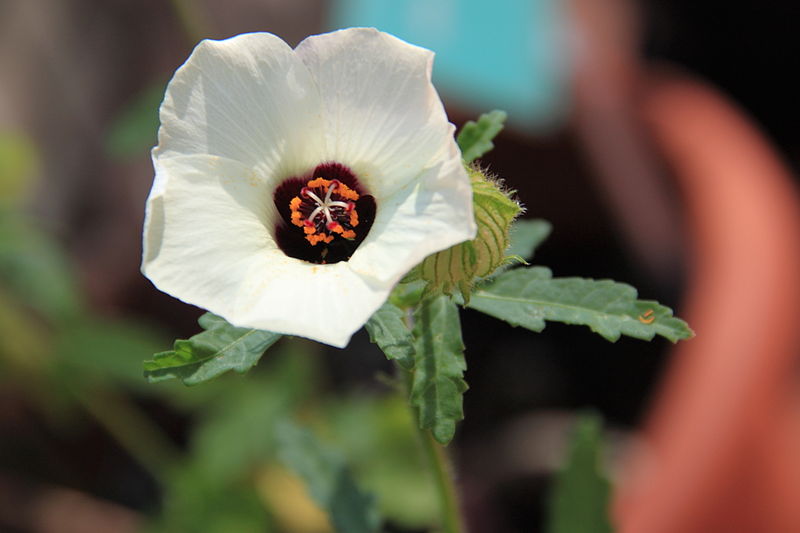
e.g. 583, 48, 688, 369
457, 110, 507, 163
105, 81, 165, 160
468, 267, 693, 342
419, 166, 521, 301
143, 313, 281, 385
364, 302, 415, 370
507, 218, 552, 262
410, 296, 468, 444
276, 420, 381, 533
546, 413, 613, 533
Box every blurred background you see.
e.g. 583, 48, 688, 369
1, 1, 799, 532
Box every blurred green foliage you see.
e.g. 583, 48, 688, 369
277, 420, 381, 533
0, 130, 436, 532
504, 218, 552, 266
546, 413, 614, 533
0, 130, 39, 205
145, 342, 438, 532
105, 82, 165, 160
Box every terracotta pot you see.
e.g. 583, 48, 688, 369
613, 73, 800, 533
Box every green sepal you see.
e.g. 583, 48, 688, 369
409, 295, 468, 444
456, 110, 507, 164
546, 413, 613, 533
364, 302, 415, 370
418, 166, 522, 302
143, 313, 282, 385
468, 267, 693, 343
276, 420, 382, 533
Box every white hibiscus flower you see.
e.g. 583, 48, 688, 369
142, 28, 476, 347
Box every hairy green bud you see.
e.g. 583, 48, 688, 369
416, 165, 522, 302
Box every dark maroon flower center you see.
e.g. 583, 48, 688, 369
273, 162, 376, 264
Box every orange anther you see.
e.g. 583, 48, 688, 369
307, 177, 331, 189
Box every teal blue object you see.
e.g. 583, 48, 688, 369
330, 0, 569, 132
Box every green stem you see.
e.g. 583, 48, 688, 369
420, 423, 466, 533
398, 360, 466, 533
72, 387, 179, 483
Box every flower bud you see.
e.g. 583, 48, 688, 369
416, 165, 522, 301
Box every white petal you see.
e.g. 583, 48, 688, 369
143, 153, 390, 347
348, 141, 477, 284
143, 153, 278, 306
156, 33, 325, 180
232, 261, 389, 348
295, 28, 455, 198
